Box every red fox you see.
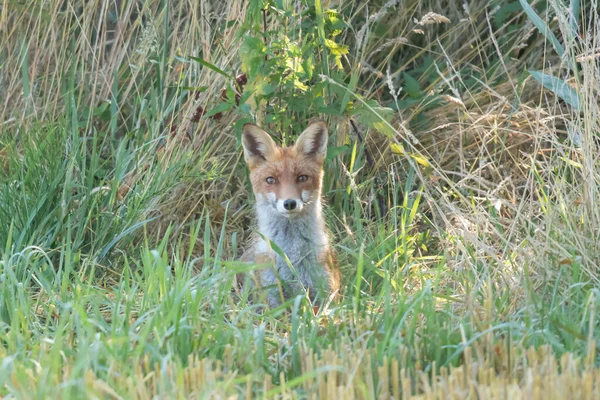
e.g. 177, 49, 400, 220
239, 121, 340, 308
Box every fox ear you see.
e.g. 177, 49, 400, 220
242, 124, 278, 167
295, 121, 328, 161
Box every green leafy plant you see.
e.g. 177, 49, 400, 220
520, 0, 582, 111
237, 1, 350, 132
190, 1, 398, 146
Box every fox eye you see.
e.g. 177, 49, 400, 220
266, 177, 277, 184
297, 175, 309, 183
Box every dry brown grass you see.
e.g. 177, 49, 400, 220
22, 345, 596, 399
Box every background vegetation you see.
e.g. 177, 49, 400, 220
0, 0, 598, 397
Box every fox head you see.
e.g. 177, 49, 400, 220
242, 121, 328, 218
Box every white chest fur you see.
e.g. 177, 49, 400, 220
254, 200, 331, 300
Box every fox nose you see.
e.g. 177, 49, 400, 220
283, 199, 297, 210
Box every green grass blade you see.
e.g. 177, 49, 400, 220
98, 217, 159, 259
529, 70, 582, 110
187, 56, 233, 79
570, 0, 580, 38
519, 0, 567, 60
20, 39, 30, 103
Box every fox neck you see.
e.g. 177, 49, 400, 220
256, 197, 328, 249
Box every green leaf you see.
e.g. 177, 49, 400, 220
324, 39, 348, 56
93, 102, 111, 122
205, 102, 233, 118
288, 96, 310, 112
340, 68, 360, 114
326, 145, 349, 161
293, 80, 309, 91
570, 0, 580, 39
349, 100, 396, 137
391, 143, 431, 168
494, 2, 523, 28
315, 0, 325, 40
529, 70, 581, 110
302, 56, 315, 80
519, 0, 566, 60
177, 86, 209, 93
324, 38, 348, 69
188, 56, 233, 79
239, 36, 266, 75
403, 73, 422, 98
324, 9, 347, 36
315, 105, 343, 115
